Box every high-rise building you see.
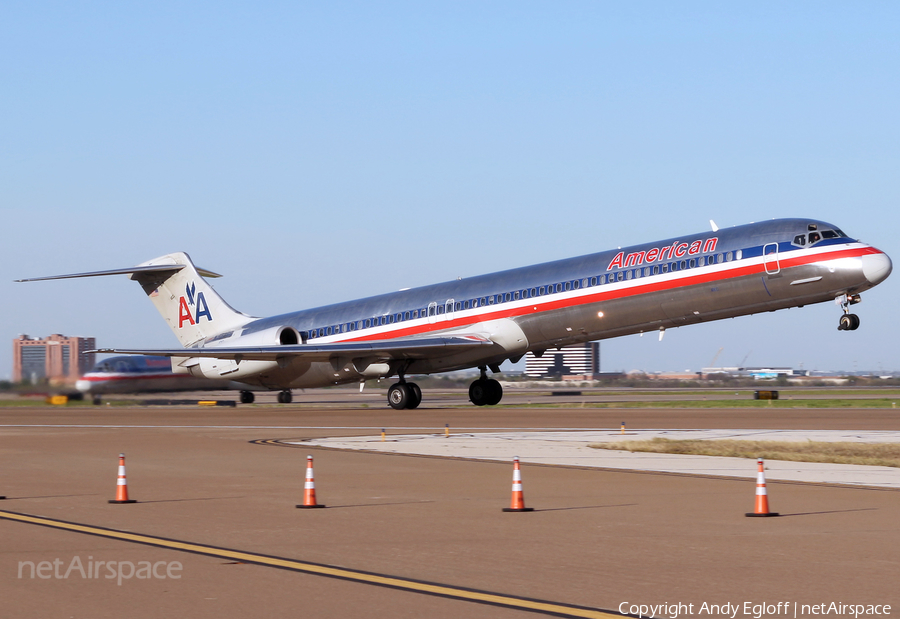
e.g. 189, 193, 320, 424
12, 334, 96, 384
524, 342, 600, 379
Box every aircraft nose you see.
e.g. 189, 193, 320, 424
862, 251, 892, 285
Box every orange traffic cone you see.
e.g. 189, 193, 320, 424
296, 455, 326, 509
502, 456, 534, 512
745, 458, 779, 517
108, 453, 137, 504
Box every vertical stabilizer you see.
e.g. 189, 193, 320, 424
130, 253, 254, 346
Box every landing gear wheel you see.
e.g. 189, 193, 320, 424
469, 379, 489, 406
92, 396, 102, 406
485, 379, 503, 406
407, 383, 422, 409
277, 390, 293, 404
240, 391, 255, 404
469, 379, 502, 406
388, 383, 411, 410
838, 314, 860, 331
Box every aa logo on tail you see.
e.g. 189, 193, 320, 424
178, 282, 213, 328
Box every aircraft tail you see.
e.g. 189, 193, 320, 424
129, 252, 254, 346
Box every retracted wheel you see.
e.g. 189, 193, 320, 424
388, 383, 411, 410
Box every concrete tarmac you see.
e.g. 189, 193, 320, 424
1, 402, 898, 618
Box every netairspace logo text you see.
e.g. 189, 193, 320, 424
619, 603, 892, 619
18, 557, 182, 586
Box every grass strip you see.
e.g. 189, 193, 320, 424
588, 438, 900, 468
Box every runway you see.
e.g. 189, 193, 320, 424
1, 401, 898, 618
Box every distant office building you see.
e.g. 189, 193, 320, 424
12, 334, 96, 384
524, 342, 600, 379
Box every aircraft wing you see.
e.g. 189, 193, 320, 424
90, 334, 494, 362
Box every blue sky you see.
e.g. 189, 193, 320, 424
2, 2, 898, 380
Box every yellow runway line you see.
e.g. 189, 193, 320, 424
0, 509, 617, 618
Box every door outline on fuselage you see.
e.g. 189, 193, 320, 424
764, 243, 781, 275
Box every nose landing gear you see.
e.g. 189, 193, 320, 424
836, 294, 861, 331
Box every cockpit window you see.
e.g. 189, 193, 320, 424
793, 234, 806, 246
808, 232, 821, 244
821, 230, 839, 239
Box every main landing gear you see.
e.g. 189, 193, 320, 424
469, 366, 503, 407
240, 390, 255, 404
387, 380, 422, 410
837, 294, 862, 331
277, 390, 293, 404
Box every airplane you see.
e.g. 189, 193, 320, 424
18, 218, 891, 409
76, 354, 255, 405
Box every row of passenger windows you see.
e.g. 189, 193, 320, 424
306, 250, 742, 339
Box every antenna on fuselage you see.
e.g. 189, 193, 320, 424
710, 220, 719, 232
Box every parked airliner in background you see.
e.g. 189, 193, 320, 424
76, 355, 253, 405
18, 219, 891, 409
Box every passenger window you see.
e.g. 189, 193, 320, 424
689, 259, 696, 268
455, 302, 462, 311
513, 291, 520, 301
590, 277, 596, 286
565, 282, 571, 291
480, 297, 486, 306
505, 293, 511, 302
735, 249, 742, 260
488, 296, 494, 305
539, 286, 545, 295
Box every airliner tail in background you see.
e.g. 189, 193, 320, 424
18, 218, 892, 409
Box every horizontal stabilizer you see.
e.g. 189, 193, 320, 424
15, 263, 222, 282
90, 335, 493, 362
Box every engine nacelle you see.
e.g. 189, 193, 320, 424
211, 325, 301, 348
185, 325, 301, 380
